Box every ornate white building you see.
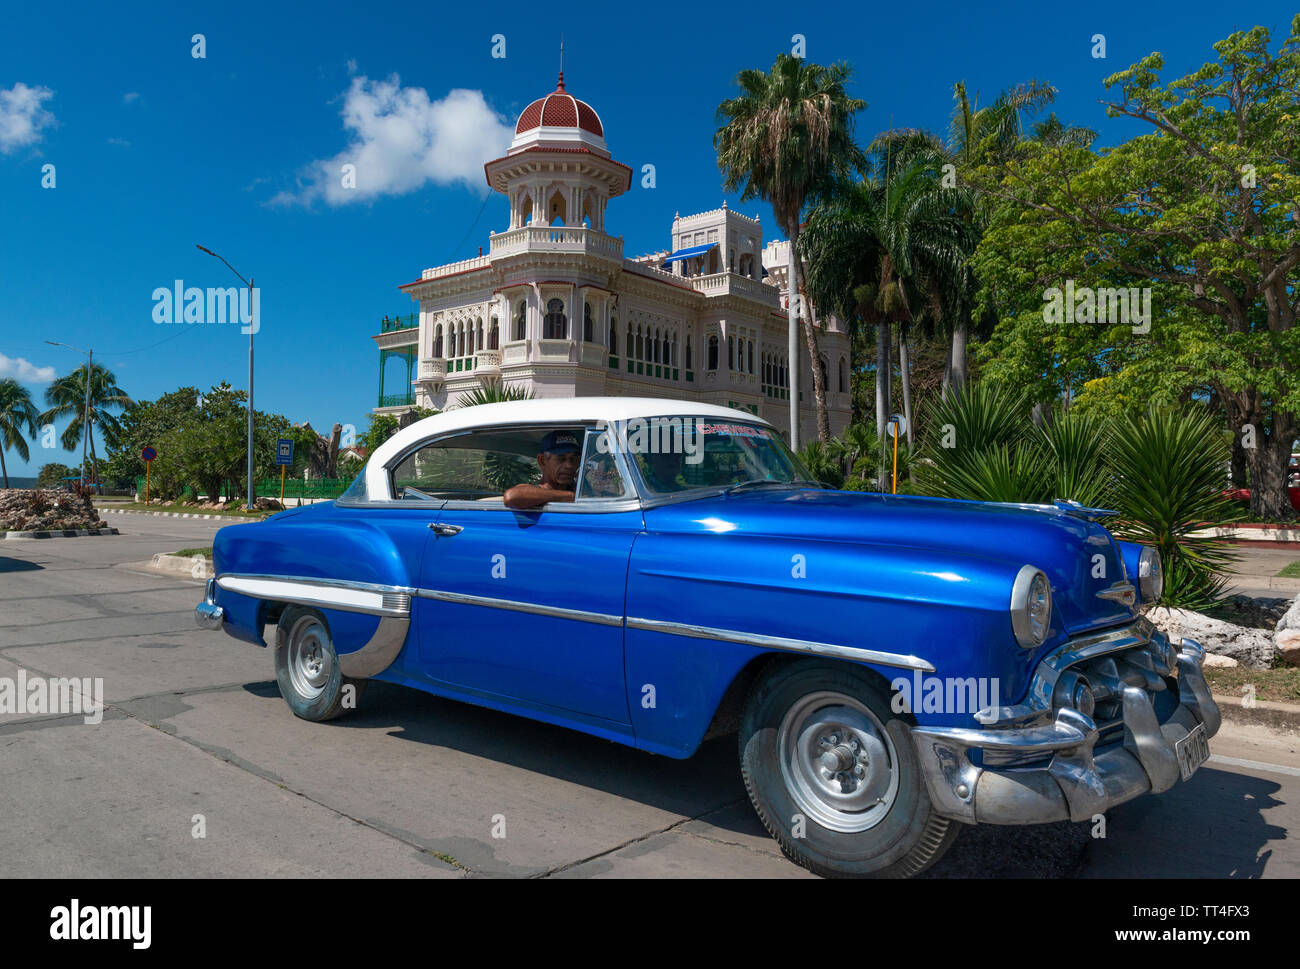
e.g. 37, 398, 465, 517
373, 73, 851, 442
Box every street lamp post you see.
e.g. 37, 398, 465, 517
44, 341, 93, 492
197, 245, 256, 511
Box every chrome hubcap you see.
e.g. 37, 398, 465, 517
287, 616, 332, 701
778, 691, 899, 833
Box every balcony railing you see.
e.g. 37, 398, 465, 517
690, 272, 779, 304
378, 392, 415, 408
489, 226, 623, 261
417, 359, 446, 381
474, 349, 501, 373
380, 313, 418, 333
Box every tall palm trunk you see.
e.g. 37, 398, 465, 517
875, 318, 892, 488
786, 229, 801, 449
899, 325, 913, 449
950, 315, 969, 391
789, 228, 831, 444
1, 447, 8, 489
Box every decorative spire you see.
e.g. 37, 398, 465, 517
557, 35, 565, 90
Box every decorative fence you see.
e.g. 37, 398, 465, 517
135, 476, 355, 503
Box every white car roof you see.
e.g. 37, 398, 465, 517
365, 397, 773, 498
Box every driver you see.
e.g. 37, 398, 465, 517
503, 430, 581, 509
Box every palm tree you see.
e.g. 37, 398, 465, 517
0, 378, 40, 489
38, 363, 132, 489
455, 384, 535, 408
944, 79, 1058, 390
715, 53, 867, 448
801, 138, 977, 481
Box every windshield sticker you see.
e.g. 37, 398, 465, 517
699, 423, 771, 438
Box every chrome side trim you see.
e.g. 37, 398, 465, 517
216, 573, 415, 617
337, 617, 410, 678
1096, 580, 1137, 606
625, 616, 936, 673
195, 578, 224, 630
415, 588, 624, 627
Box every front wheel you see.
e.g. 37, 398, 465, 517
739, 659, 959, 878
274, 606, 366, 721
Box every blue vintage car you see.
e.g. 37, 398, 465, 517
196, 398, 1219, 877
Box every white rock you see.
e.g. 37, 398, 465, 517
1202, 653, 1239, 668
1275, 597, 1300, 634
1145, 607, 1277, 670
1276, 629, 1300, 668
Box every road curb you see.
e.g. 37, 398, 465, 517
141, 553, 214, 580
2, 526, 120, 540
1213, 693, 1300, 732
97, 508, 267, 522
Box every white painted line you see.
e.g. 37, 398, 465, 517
1209, 754, 1300, 778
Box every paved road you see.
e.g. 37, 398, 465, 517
1, 514, 1296, 878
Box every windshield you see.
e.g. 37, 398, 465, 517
618, 417, 813, 496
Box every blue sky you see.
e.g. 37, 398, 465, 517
1, 0, 1295, 476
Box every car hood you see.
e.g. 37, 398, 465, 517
643, 488, 1136, 635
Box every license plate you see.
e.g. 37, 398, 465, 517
1175, 723, 1210, 781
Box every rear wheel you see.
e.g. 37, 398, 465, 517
739, 659, 959, 878
274, 606, 366, 721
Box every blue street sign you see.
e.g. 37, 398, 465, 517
276, 439, 294, 466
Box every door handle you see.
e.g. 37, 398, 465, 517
428, 522, 463, 536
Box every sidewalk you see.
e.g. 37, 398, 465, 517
1221, 544, 1300, 596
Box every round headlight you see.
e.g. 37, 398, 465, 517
1011, 565, 1053, 648
1138, 546, 1164, 603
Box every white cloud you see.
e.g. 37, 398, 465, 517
0, 354, 57, 383
107, 137, 131, 147
123, 91, 140, 103
272, 75, 513, 206
0, 82, 56, 154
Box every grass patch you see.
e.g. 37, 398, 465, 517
175, 547, 212, 559
1277, 560, 1300, 578
1203, 665, 1300, 704
96, 501, 268, 518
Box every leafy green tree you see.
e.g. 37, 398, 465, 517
103, 386, 203, 488
0, 378, 40, 489
715, 53, 868, 447
36, 462, 77, 488
973, 17, 1300, 519
38, 363, 132, 488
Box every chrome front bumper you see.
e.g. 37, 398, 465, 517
195, 578, 224, 630
910, 629, 1220, 825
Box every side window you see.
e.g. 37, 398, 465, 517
390, 430, 542, 501
575, 428, 629, 500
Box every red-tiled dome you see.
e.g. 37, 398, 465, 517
515, 73, 604, 137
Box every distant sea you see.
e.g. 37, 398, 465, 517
3, 478, 38, 489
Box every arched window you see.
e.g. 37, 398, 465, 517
583, 302, 594, 342
662, 335, 670, 366
544, 299, 567, 339
727, 336, 734, 370
748, 340, 754, 374
489, 317, 499, 350
819, 354, 829, 387
475, 317, 483, 354
707, 335, 719, 371
636, 327, 643, 361
609, 317, 618, 354
547, 189, 567, 225
433, 324, 442, 358
519, 194, 533, 226
685, 335, 693, 370
626, 322, 633, 358
456, 323, 464, 357
514, 301, 527, 341
839, 356, 847, 393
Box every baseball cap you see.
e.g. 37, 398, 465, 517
540, 430, 581, 455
